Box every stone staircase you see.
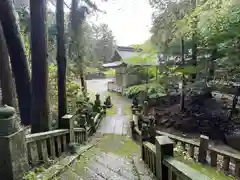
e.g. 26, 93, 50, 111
37, 134, 155, 180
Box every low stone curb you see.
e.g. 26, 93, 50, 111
37, 143, 96, 180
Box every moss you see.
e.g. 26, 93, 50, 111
71, 134, 139, 178
175, 156, 234, 180
122, 104, 132, 116
174, 145, 234, 180
96, 134, 140, 158
23, 167, 46, 180
104, 69, 115, 77
106, 105, 117, 116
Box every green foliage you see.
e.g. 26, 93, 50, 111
148, 0, 240, 89
103, 68, 115, 77
23, 167, 46, 180
48, 64, 81, 113
123, 83, 166, 99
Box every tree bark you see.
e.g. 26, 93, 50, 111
30, 0, 50, 133
70, 0, 87, 92
0, 0, 31, 125
208, 48, 217, 81
0, 23, 15, 107
191, 33, 197, 81
56, 0, 67, 123
180, 37, 185, 112
191, 0, 198, 82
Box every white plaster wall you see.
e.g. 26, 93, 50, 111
123, 74, 140, 87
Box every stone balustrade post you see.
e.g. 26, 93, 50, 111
61, 115, 75, 144
198, 135, 209, 164
141, 123, 149, 160
130, 120, 135, 140
143, 101, 148, 116
0, 105, 29, 180
155, 136, 174, 180
149, 115, 156, 144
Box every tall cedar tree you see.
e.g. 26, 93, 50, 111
0, 23, 15, 107
30, 0, 50, 133
191, 0, 198, 82
70, 0, 87, 92
56, 0, 67, 124
0, 0, 31, 125
180, 37, 185, 112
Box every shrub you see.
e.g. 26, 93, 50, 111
123, 83, 166, 99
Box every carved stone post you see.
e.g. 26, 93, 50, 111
130, 120, 135, 140
143, 101, 148, 117
149, 115, 156, 144
155, 136, 174, 180
141, 123, 149, 160
61, 114, 75, 144
0, 105, 29, 180
198, 135, 209, 164
93, 93, 101, 113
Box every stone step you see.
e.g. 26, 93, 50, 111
132, 155, 156, 180
58, 168, 83, 180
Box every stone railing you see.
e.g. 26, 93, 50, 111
142, 136, 210, 180
74, 128, 87, 143
26, 127, 87, 166
156, 130, 240, 178
26, 129, 70, 165
131, 106, 240, 179
0, 105, 104, 180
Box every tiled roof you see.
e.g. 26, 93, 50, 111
103, 46, 160, 67
102, 61, 125, 68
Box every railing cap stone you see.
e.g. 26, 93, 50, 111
62, 114, 73, 119
200, 135, 209, 140
0, 105, 15, 119
156, 136, 173, 145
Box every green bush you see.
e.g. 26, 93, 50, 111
123, 83, 166, 99
104, 68, 115, 77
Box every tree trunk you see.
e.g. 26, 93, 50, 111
191, 34, 197, 81
191, 0, 198, 82
70, 0, 87, 92
0, 23, 15, 107
0, 0, 31, 125
208, 48, 217, 81
56, 0, 67, 123
79, 56, 86, 92
180, 37, 185, 112
30, 0, 50, 133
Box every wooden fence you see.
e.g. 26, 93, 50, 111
131, 111, 240, 179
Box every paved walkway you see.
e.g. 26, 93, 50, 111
58, 79, 154, 180
87, 78, 131, 135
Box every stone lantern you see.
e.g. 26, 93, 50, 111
0, 105, 29, 180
